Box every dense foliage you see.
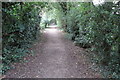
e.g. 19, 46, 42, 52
2, 2, 120, 78
51, 2, 120, 78
2, 2, 46, 74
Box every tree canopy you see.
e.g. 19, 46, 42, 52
2, 1, 120, 78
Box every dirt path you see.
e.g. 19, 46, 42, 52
5, 28, 102, 78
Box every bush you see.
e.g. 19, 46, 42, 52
54, 2, 120, 78
2, 2, 45, 74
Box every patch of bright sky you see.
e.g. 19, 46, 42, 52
93, 0, 105, 5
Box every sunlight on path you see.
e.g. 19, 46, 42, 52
44, 28, 57, 33
48, 25, 58, 28
43, 25, 58, 33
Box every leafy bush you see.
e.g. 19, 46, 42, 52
53, 2, 120, 78
2, 2, 46, 74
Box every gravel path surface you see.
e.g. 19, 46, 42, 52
5, 28, 102, 78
